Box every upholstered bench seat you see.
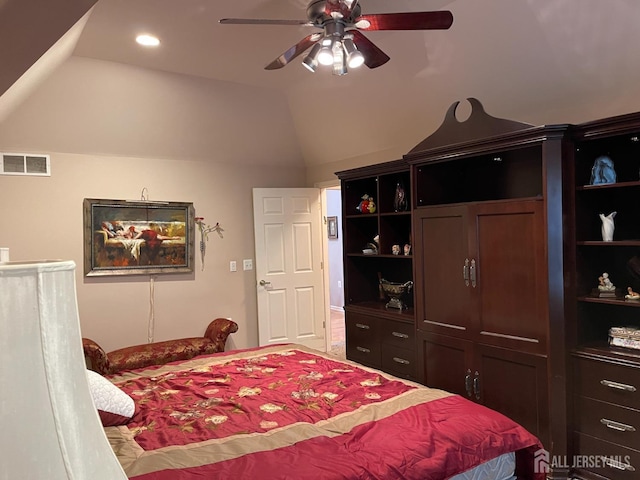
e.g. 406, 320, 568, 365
83, 317, 238, 375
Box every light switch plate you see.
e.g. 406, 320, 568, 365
243, 259, 253, 271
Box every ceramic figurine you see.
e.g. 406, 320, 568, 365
625, 287, 640, 300
599, 211, 616, 242
392, 244, 401, 255
356, 194, 376, 214
598, 272, 615, 292
590, 155, 617, 185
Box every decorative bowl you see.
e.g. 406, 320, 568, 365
380, 280, 413, 310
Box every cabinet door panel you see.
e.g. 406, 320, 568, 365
472, 200, 547, 352
414, 206, 473, 336
475, 344, 549, 448
418, 331, 474, 398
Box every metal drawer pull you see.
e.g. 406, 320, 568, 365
600, 379, 637, 392
463, 259, 470, 287
392, 331, 409, 339
600, 418, 636, 432
464, 369, 473, 397
470, 259, 477, 288
473, 371, 480, 401
355, 323, 370, 330
356, 346, 371, 353
603, 457, 635, 472
392, 357, 410, 365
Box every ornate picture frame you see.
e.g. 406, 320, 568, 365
83, 198, 195, 276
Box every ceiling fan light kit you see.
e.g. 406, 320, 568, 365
220, 0, 453, 76
343, 36, 365, 68
302, 43, 322, 72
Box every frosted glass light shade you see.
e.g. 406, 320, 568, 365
0, 260, 127, 479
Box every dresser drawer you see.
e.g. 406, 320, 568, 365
575, 396, 640, 449
574, 357, 640, 410
346, 341, 381, 367
346, 313, 380, 344
381, 319, 415, 349
573, 432, 639, 479
381, 344, 416, 379
346, 313, 381, 367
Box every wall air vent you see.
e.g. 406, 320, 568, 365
0, 153, 50, 176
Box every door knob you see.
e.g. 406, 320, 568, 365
259, 280, 271, 286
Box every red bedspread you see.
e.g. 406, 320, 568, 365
106, 344, 544, 480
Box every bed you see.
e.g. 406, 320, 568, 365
102, 344, 544, 480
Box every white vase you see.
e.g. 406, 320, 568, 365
599, 211, 617, 242
0, 260, 127, 479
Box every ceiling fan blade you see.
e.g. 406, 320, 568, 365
351, 30, 390, 69
219, 18, 313, 26
355, 11, 453, 31
265, 33, 322, 70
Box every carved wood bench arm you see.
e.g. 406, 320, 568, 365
204, 317, 239, 351
82, 338, 112, 375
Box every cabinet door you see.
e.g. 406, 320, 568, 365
475, 343, 550, 448
417, 330, 474, 398
414, 206, 474, 337
470, 200, 548, 353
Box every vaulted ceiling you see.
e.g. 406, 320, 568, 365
6, 0, 640, 169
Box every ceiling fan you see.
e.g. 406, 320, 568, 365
219, 0, 453, 75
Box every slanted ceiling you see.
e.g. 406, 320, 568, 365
4, 1, 640, 170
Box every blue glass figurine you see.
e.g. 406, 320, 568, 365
590, 155, 616, 185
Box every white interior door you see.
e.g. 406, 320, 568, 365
252, 188, 326, 350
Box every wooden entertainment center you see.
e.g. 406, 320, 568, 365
337, 99, 640, 480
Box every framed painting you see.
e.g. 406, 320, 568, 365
83, 198, 195, 276
327, 216, 338, 239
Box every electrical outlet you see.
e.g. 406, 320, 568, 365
229, 261, 237, 272
243, 259, 253, 271
338, 280, 342, 288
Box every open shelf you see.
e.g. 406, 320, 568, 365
578, 296, 640, 307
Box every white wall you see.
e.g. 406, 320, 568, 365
0, 57, 307, 352
326, 188, 343, 310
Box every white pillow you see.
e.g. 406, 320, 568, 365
86, 369, 135, 427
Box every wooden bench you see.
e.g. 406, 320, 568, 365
82, 318, 238, 375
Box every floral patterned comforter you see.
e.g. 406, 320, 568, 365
106, 344, 543, 480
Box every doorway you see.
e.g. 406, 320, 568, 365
322, 185, 345, 357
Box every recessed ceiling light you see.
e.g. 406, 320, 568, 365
136, 34, 160, 47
